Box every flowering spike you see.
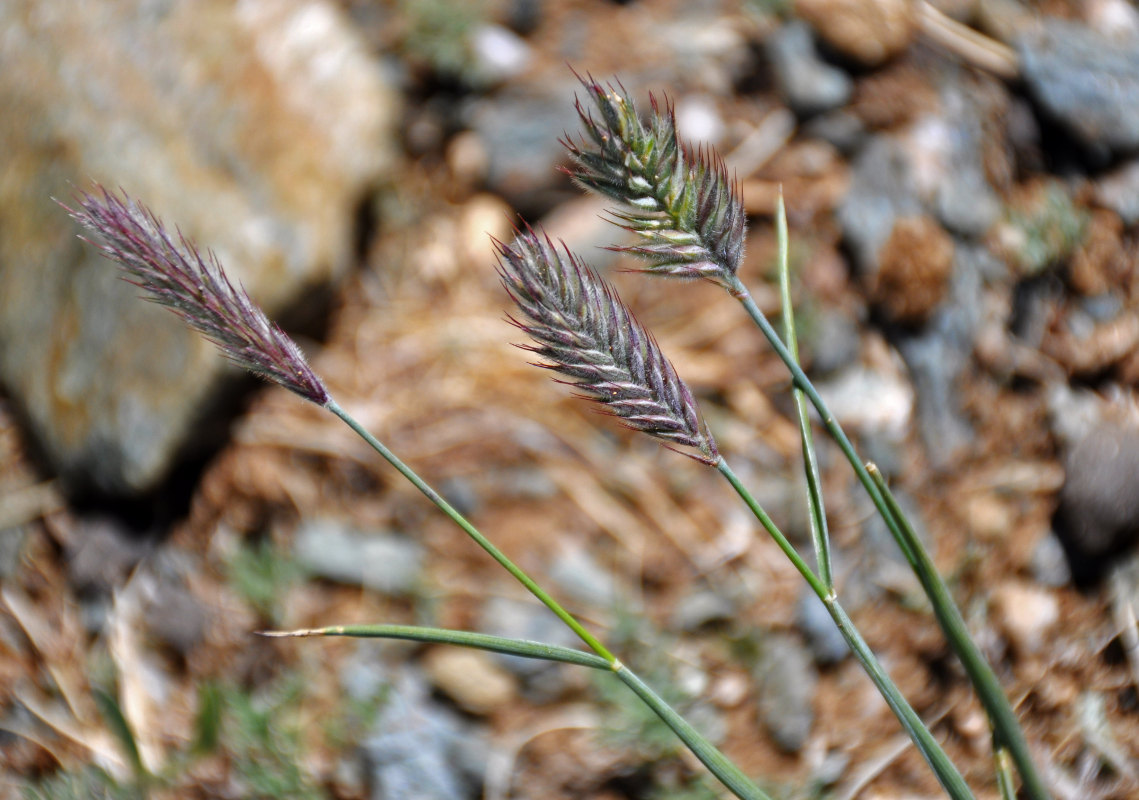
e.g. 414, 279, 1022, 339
561, 76, 746, 287
496, 226, 718, 464
63, 186, 330, 406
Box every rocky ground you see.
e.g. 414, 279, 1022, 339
3, 0, 1139, 798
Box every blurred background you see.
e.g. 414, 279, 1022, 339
2, 0, 1139, 797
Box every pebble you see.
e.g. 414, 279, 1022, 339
66, 517, 149, 594
767, 21, 853, 117
753, 633, 817, 753
0, 525, 27, 580
361, 669, 484, 800
477, 595, 577, 700
671, 589, 737, 632
423, 647, 517, 715
1095, 159, 1139, 226
796, 0, 916, 66
1053, 421, 1139, 581
806, 307, 862, 377
293, 518, 424, 596
990, 582, 1059, 654
1030, 531, 1073, 588
468, 24, 532, 86
1018, 21, 1139, 157
796, 587, 849, 665
548, 545, 619, 608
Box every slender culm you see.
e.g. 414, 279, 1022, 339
562, 74, 746, 287
496, 227, 718, 464
64, 186, 330, 407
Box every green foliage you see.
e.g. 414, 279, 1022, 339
225, 537, 302, 624
23, 767, 140, 800
397, 0, 487, 78
1003, 182, 1089, 274
217, 675, 323, 800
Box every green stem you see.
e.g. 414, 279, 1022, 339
869, 466, 1050, 800
260, 624, 613, 670
614, 662, 773, 800
717, 458, 975, 800
326, 399, 771, 800
774, 193, 833, 590
727, 278, 1049, 799
327, 399, 615, 664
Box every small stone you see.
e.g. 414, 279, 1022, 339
1095, 159, 1139, 226
767, 21, 853, 117
671, 590, 736, 632
1030, 532, 1072, 588
294, 518, 424, 596
548, 545, 619, 608
423, 647, 517, 715
990, 582, 1059, 654
754, 633, 817, 753
67, 517, 149, 594
468, 24, 531, 85
144, 581, 207, 658
796, 587, 849, 665
477, 595, 577, 700
362, 669, 483, 800
872, 215, 954, 325
1018, 21, 1139, 157
796, 0, 916, 66
805, 308, 861, 377
1053, 422, 1139, 581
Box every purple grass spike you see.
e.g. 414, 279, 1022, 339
63, 186, 330, 407
496, 226, 718, 465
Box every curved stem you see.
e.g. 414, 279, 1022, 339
327, 399, 615, 665
717, 458, 975, 800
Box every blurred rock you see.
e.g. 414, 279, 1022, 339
1031, 531, 1073, 587
423, 647, 517, 715
1053, 421, 1139, 582
468, 24, 532, 86
796, 587, 849, 665
548, 545, 619, 608
362, 669, 484, 800
767, 21, 853, 117
0, 526, 28, 580
466, 82, 581, 211
294, 518, 424, 596
1018, 21, 1139, 157
753, 633, 817, 753
478, 595, 577, 699
805, 308, 861, 377
991, 582, 1059, 654
671, 589, 736, 632
796, 0, 915, 66
66, 517, 150, 594
1095, 160, 1139, 226
803, 110, 866, 154
0, 0, 398, 495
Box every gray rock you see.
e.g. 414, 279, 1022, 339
1095, 159, 1139, 225
0, 526, 28, 580
795, 587, 848, 665
548, 545, 619, 608
1018, 21, 1139, 155
66, 517, 149, 594
671, 589, 736, 632
806, 308, 861, 377
468, 24, 532, 86
294, 518, 424, 596
362, 669, 484, 800
144, 580, 208, 658
767, 21, 853, 117
0, 0, 399, 495
753, 633, 817, 753
837, 134, 923, 279
466, 82, 582, 207
1031, 531, 1073, 587
803, 110, 866, 154
477, 595, 577, 700
1054, 421, 1139, 580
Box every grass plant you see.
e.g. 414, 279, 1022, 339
64, 71, 1051, 799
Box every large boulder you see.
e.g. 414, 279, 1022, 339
0, 1, 398, 494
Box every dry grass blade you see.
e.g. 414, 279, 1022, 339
63, 185, 330, 406
496, 227, 718, 464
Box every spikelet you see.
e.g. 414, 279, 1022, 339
64, 186, 330, 406
562, 73, 746, 288
497, 227, 718, 464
